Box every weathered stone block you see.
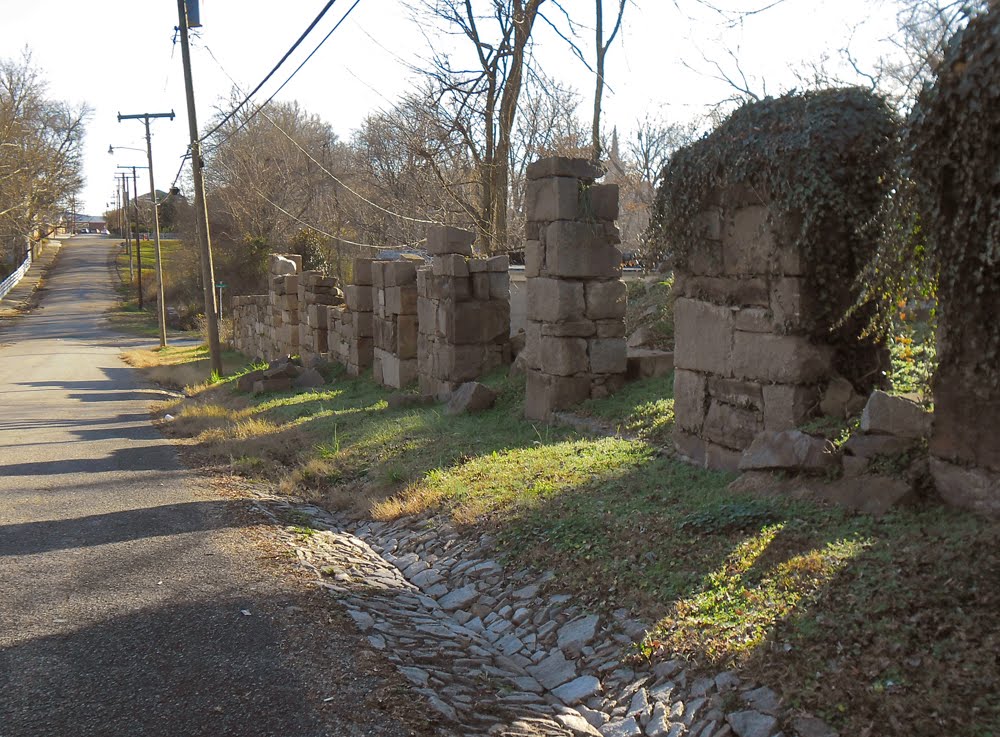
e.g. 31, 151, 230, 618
489, 272, 509, 301
930, 380, 1000, 469
397, 315, 419, 359
596, 319, 626, 338
930, 457, 1000, 517
371, 261, 386, 288
526, 156, 603, 182
762, 384, 818, 431
586, 183, 619, 222
674, 430, 706, 465
707, 376, 763, 410
702, 399, 762, 450
385, 285, 418, 316
524, 321, 542, 370
739, 430, 839, 472
468, 258, 488, 273
526, 176, 580, 222
722, 205, 775, 275
674, 370, 708, 434
374, 318, 396, 351
352, 311, 374, 338
345, 285, 373, 312
770, 277, 811, 330
541, 320, 596, 338
426, 225, 475, 256
540, 337, 588, 377
731, 331, 832, 384
431, 254, 470, 278
433, 344, 485, 383
352, 257, 374, 286
686, 241, 723, 277
588, 338, 626, 375
734, 307, 772, 333
544, 222, 622, 279
584, 279, 626, 320
861, 390, 931, 439
673, 298, 735, 376
524, 369, 592, 420
384, 260, 417, 286
626, 349, 674, 380
527, 278, 585, 323
472, 272, 491, 301
417, 296, 436, 336
487, 255, 509, 272
525, 240, 543, 277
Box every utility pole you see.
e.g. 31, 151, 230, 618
118, 165, 147, 307
176, 0, 223, 376
118, 110, 175, 348
121, 174, 133, 280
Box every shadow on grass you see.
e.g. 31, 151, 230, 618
170, 358, 1000, 736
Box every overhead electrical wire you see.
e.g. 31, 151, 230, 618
199, 20, 444, 228
199, 0, 339, 143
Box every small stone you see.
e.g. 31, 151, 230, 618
741, 687, 781, 716
554, 712, 604, 736
347, 610, 374, 631
599, 716, 642, 737
790, 716, 838, 737
437, 583, 478, 611
558, 614, 601, 656
552, 675, 602, 705
860, 390, 931, 438
627, 688, 649, 717
727, 710, 777, 737
578, 704, 610, 728
715, 672, 740, 693
527, 650, 577, 690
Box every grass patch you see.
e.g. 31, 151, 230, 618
109, 239, 193, 338
147, 346, 999, 737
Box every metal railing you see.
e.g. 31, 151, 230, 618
0, 250, 33, 301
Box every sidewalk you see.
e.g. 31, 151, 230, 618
0, 238, 63, 319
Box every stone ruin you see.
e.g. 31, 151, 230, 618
672, 188, 882, 471
372, 259, 420, 389
416, 226, 511, 399
230, 156, 638, 418
521, 157, 627, 421
297, 271, 344, 367
328, 257, 374, 376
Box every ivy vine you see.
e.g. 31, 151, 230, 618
907, 8, 1000, 388
648, 88, 900, 339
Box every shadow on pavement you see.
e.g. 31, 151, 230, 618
0, 500, 265, 558
0, 595, 342, 737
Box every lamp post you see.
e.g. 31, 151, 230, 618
115, 111, 174, 348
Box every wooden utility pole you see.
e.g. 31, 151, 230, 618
118, 111, 175, 347
121, 174, 133, 280
176, 0, 223, 376
117, 166, 147, 308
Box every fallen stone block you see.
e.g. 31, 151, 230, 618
292, 368, 326, 389
626, 349, 674, 380
739, 429, 839, 472
252, 377, 292, 395
860, 390, 931, 438
236, 369, 265, 393
446, 381, 497, 414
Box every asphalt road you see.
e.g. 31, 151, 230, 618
0, 237, 424, 737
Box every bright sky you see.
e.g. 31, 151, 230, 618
1, 0, 903, 215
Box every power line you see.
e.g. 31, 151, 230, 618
199, 0, 363, 151
200, 34, 443, 227
199, 0, 339, 143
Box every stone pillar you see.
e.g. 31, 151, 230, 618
231, 294, 269, 362
416, 226, 511, 399
297, 271, 344, 367
328, 257, 375, 376
372, 259, 420, 389
672, 191, 850, 471
267, 253, 301, 359
522, 157, 626, 421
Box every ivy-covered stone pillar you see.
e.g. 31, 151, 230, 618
522, 157, 626, 421
651, 90, 896, 471
910, 9, 1000, 516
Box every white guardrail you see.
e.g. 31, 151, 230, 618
0, 251, 33, 301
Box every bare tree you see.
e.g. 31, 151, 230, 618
591, 0, 627, 162
419, 0, 546, 252
0, 51, 87, 268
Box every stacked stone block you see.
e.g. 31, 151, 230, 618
672, 190, 853, 471
296, 271, 344, 366
522, 157, 626, 421
327, 257, 375, 376
416, 226, 511, 399
372, 259, 420, 388
269, 253, 302, 358
231, 294, 271, 362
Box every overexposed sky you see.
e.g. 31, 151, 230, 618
2, 0, 902, 215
